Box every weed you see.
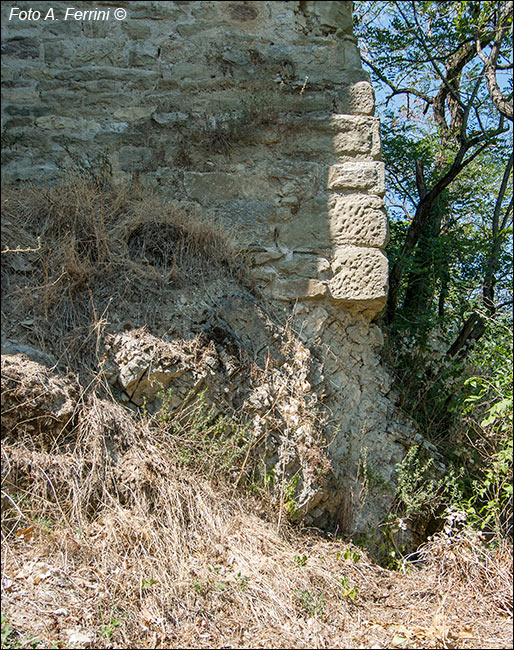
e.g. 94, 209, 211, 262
235, 572, 249, 590
100, 615, 122, 640
293, 590, 326, 617
283, 473, 300, 517
152, 387, 254, 484
173, 92, 290, 158
395, 446, 436, 516
0, 617, 48, 649
58, 144, 113, 189
294, 554, 308, 567
141, 577, 157, 589
337, 548, 361, 563
1, 618, 15, 649
339, 576, 359, 601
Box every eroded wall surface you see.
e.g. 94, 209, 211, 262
1, 0, 388, 316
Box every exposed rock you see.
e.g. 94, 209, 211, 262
1, 354, 79, 441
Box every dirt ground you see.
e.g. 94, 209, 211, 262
1, 515, 512, 649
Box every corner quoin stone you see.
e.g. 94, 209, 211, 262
327, 162, 386, 196
329, 246, 389, 311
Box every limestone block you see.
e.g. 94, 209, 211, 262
128, 42, 160, 68
1, 38, 40, 59
82, 21, 114, 39
43, 40, 76, 64
270, 278, 328, 301
175, 21, 222, 39
331, 115, 381, 159
42, 20, 83, 38
251, 248, 285, 265
275, 253, 331, 278
54, 67, 160, 84
296, 1, 353, 35
113, 106, 156, 121
152, 111, 189, 126
184, 171, 243, 203
327, 161, 385, 195
126, 3, 186, 20
170, 62, 215, 81
121, 21, 152, 40
328, 246, 388, 313
328, 194, 388, 247
221, 1, 269, 33
289, 114, 380, 160
184, 170, 272, 203
277, 201, 332, 250
35, 116, 102, 139
1, 88, 39, 104
72, 40, 126, 68
337, 80, 375, 115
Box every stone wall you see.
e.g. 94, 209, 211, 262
1, 1, 433, 542
1, 0, 388, 317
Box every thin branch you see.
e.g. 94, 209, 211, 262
361, 55, 434, 105
500, 196, 513, 232
407, 2, 467, 110
477, 44, 514, 121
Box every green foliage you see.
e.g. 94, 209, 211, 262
356, 0, 512, 329
100, 615, 122, 640
141, 577, 157, 590
0, 617, 51, 650
337, 548, 361, 563
293, 590, 326, 617
395, 446, 454, 519
1, 618, 15, 650
235, 572, 249, 590
339, 576, 359, 601
355, 0, 513, 549
153, 387, 252, 482
451, 320, 513, 538
283, 473, 300, 516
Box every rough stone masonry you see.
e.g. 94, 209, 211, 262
2, 1, 433, 540
1, 0, 387, 314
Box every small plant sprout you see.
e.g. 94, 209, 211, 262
141, 577, 158, 589
340, 576, 358, 601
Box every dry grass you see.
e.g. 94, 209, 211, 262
1, 177, 251, 374
1, 392, 351, 648
2, 389, 512, 649
411, 524, 513, 618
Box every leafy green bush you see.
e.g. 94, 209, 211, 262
452, 320, 513, 539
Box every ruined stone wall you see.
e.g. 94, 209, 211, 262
1, 0, 387, 317
2, 1, 432, 540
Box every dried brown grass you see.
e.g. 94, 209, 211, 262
1, 391, 353, 648
2, 388, 512, 648
411, 525, 513, 618
1, 177, 251, 374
